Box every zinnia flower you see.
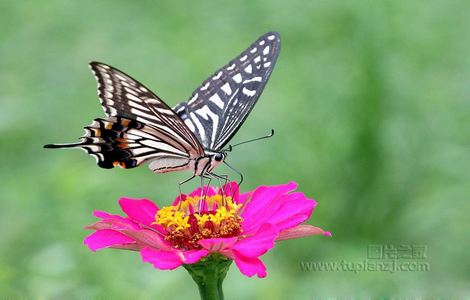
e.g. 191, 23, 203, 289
84, 182, 330, 278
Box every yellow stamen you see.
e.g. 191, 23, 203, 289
153, 194, 243, 250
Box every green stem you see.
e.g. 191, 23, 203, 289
183, 254, 233, 300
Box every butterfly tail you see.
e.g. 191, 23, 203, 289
44, 142, 86, 149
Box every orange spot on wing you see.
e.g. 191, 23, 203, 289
115, 138, 129, 149
121, 119, 131, 127
113, 161, 127, 168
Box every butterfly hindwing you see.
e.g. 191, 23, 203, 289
174, 32, 281, 150
44, 117, 192, 172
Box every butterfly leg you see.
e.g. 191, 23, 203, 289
209, 172, 230, 205
199, 175, 212, 212
223, 161, 244, 187
209, 173, 229, 189
180, 174, 196, 186
213, 172, 241, 202
178, 174, 196, 204
219, 174, 233, 199
200, 175, 204, 198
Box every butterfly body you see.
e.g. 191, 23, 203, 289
149, 150, 226, 176
45, 32, 281, 178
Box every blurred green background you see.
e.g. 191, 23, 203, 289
1, 0, 469, 298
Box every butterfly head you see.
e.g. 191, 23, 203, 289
202, 150, 228, 175
214, 151, 227, 162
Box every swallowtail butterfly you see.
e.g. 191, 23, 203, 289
44, 32, 281, 179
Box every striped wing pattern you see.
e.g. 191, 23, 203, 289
45, 117, 193, 172
45, 32, 281, 174
89, 62, 204, 157
45, 62, 205, 172
174, 32, 281, 150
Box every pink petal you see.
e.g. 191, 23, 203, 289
233, 254, 267, 278
121, 229, 169, 250
276, 225, 328, 241
268, 193, 315, 230
110, 244, 142, 251
233, 223, 278, 258
238, 190, 253, 205
85, 220, 112, 231
278, 191, 316, 212
241, 182, 298, 233
119, 198, 158, 226
199, 237, 238, 252
274, 214, 312, 231
140, 247, 184, 270
93, 210, 116, 219
183, 249, 210, 264
189, 185, 217, 198
84, 229, 135, 252
221, 182, 240, 200
92, 211, 139, 229
85, 214, 138, 231
243, 190, 316, 233
172, 193, 187, 206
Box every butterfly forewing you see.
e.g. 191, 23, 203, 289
90, 62, 204, 156
174, 32, 281, 150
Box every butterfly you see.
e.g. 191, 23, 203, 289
44, 32, 281, 181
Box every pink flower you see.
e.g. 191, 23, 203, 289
84, 182, 330, 278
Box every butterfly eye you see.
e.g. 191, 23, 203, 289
214, 153, 224, 162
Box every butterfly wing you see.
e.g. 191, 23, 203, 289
45, 117, 192, 172
173, 32, 281, 150
45, 62, 205, 173
89, 61, 204, 156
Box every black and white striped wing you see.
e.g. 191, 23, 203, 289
173, 32, 281, 150
45, 62, 205, 173
45, 117, 196, 172
89, 61, 204, 157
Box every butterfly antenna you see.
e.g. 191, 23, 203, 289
223, 161, 244, 186
224, 129, 274, 152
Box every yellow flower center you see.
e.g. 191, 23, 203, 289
154, 195, 243, 250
